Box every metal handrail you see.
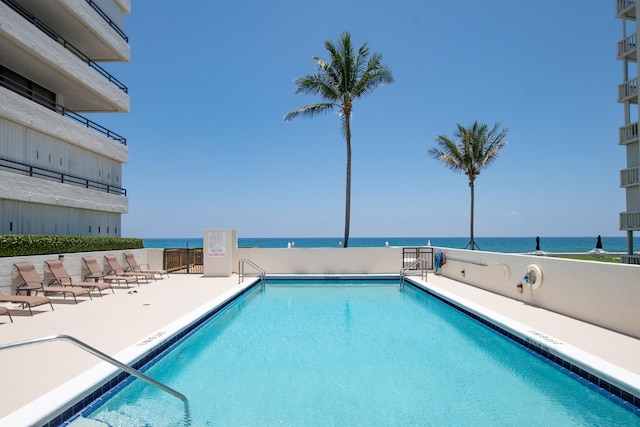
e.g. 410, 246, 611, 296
85, 0, 129, 42
444, 256, 511, 281
0, 74, 127, 144
400, 257, 427, 282
0, 334, 190, 424
0, 156, 127, 196
1, 0, 128, 93
238, 258, 265, 284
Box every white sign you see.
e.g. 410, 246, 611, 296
208, 231, 226, 257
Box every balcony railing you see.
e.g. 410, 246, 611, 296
85, 0, 128, 42
0, 75, 126, 145
619, 122, 639, 144
617, 33, 637, 60
617, 0, 636, 17
0, 156, 127, 196
1, 0, 127, 93
620, 211, 640, 230
620, 166, 640, 187
618, 77, 638, 102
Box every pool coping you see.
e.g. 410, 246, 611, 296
4, 274, 640, 425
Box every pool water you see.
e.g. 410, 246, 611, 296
84, 281, 640, 426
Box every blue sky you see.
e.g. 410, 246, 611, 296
100, 1, 622, 239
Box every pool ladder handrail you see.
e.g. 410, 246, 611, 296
0, 334, 190, 424
400, 257, 428, 283
238, 258, 266, 284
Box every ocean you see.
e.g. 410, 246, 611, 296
142, 236, 638, 253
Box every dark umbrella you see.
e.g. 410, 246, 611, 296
535, 236, 540, 251
596, 235, 603, 249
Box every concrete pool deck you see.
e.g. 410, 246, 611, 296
0, 273, 639, 424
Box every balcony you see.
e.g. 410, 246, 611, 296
0, 75, 126, 144
620, 166, 640, 187
0, 2, 129, 112
2, 0, 127, 93
617, 33, 637, 61
617, 0, 636, 19
10, 0, 129, 61
619, 122, 639, 144
0, 156, 127, 196
618, 77, 638, 103
620, 211, 640, 230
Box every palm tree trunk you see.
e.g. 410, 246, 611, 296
469, 178, 475, 250
344, 117, 351, 248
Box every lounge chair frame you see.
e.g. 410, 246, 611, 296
124, 252, 168, 279
104, 255, 151, 284
14, 262, 91, 304
46, 260, 114, 297
83, 257, 139, 288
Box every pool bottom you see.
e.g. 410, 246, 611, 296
61, 276, 640, 425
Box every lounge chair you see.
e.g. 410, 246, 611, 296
105, 255, 153, 284
124, 252, 167, 279
0, 305, 12, 323
83, 256, 138, 288
0, 294, 52, 316
46, 260, 114, 297
14, 262, 91, 303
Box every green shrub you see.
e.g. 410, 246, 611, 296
0, 235, 144, 257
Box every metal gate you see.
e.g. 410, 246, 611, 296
163, 248, 203, 274
402, 247, 434, 270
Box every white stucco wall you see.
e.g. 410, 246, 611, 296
432, 248, 640, 339
233, 247, 404, 275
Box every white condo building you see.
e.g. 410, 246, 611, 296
0, 0, 130, 237
617, 0, 640, 263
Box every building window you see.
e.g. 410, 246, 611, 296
0, 65, 56, 111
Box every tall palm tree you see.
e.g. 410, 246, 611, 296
284, 32, 394, 248
427, 121, 508, 250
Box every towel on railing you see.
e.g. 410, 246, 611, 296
434, 251, 445, 273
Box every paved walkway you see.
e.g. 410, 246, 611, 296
0, 273, 638, 423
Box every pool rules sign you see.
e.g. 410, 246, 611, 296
204, 229, 234, 277
208, 231, 226, 257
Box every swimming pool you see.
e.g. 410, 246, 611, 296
70, 277, 640, 426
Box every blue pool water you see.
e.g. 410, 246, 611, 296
83, 280, 640, 426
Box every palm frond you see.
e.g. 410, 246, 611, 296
283, 103, 336, 122
429, 121, 508, 179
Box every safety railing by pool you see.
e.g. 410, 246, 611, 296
238, 258, 265, 284
0, 334, 190, 425
400, 257, 427, 283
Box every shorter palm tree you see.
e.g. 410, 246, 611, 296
427, 121, 508, 250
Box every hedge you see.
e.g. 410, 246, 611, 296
0, 235, 144, 257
